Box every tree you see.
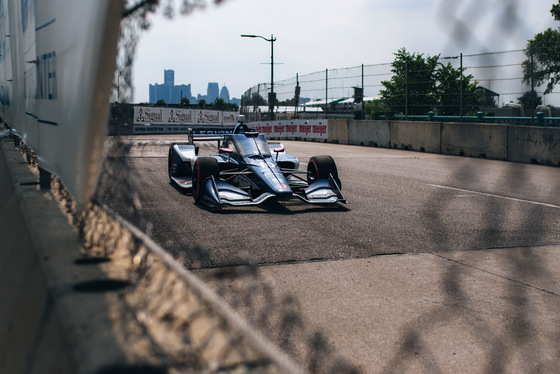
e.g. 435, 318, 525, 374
380, 48, 439, 115
522, 2, 560, 94
517, 90, 543, 109
155, 99, 166, 106
180, 97, 190, 106
250, 94, 266, 107
213, 98, 226, 111
224, 103, 239, 111
198, 99, 206, 109
435, 62, 480, 116
364, 99, 388, 119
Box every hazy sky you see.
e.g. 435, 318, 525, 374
132, 0, 557, 103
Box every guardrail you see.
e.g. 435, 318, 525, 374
378, 113, 559, 127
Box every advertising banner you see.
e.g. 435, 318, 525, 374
133, 106, 230, 126
222, 111, 238, 125
5, 0, 123, 208
251, 120, 328, 140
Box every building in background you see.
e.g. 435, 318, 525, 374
220, 85, 230, 102
148, 70, 235, 105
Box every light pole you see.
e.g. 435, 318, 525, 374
241, 34, 276, 120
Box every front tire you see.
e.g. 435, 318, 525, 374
307, 155, 341, 189
192, 157, 220, 203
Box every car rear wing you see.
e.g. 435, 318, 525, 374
187, 128, 230, 147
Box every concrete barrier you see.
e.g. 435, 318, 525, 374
390, 121, 441, 153
0, 138, 114, 373
327, 119, 348, 144
326, 119, 558, 167
442, 122, 508, 160
508, 125, 560, 166
348, 120, 390, 147
0, 138, 303, 374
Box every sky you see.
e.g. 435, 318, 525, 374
132, 0, 557, 103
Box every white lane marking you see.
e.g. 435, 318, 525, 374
428, 184, 560, 209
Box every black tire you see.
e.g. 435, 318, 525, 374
307, 155, 341, 189
168, 144, 176, 181
192, 157, 220, 203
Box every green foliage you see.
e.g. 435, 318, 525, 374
180, 97, 190, 106
380, 48, 480, 116
224, 103, 239, 111
249, 94, 266, 107
210, 99, 238, 111
155, 99, 167, 106
279, 98, 297, 106
517, 90, 543, 108
364, 99, 388, 119
380, 48, 439, 115
552, 2, 560, 20
435, 62, 480, 115
213, 98, 226, 111
198, 99, 206, 108
522, 1, 560, 94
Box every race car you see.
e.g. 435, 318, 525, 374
167, 116, 347, 208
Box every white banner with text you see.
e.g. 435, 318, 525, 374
133, 106, 238, 126
250, 120, 328, 140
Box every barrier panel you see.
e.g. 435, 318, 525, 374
2, 0, 123, 209
390, 121, 441, 153
328, 119, 349, 144
251, 119, 328, 140
349, 120, 390, 148
508, 125, 560, 165
133, 106, 237, 127
442, 122, 508, 160
266, 119, 560, 167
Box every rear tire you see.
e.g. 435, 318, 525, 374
307, 155, 341, 189
168, 144, 176, 182
192, 157, 220, 203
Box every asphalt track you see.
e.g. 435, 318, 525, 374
98, 135, 560, 372
103, 135, 560, 266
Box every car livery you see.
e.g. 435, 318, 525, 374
167, 116, 347, 208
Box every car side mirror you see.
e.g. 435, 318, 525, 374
219, 147, 233, 154
273, 146, 284, 161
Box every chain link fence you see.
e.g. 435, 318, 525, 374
242, 49, 560, 119
10, 0, 550, 372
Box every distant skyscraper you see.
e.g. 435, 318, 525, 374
173, 84, 192, 104
164, 69, 174, 87
149, 69, 174, 104
207, 82, 219, 104
148, 70, 235, 105
220, 85, 230, 103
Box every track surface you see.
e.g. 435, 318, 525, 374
101, 135, 560, 268
98, 135, 560, 371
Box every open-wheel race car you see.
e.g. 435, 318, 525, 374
167, 116, 347, 208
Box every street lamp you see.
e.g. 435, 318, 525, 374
241, 34, 276, 120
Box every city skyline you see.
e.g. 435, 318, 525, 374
148, 69, 240, 105
132, 0, 555, 104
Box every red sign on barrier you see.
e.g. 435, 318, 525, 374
251, 120, 328, 139
299, 124, 312, 135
